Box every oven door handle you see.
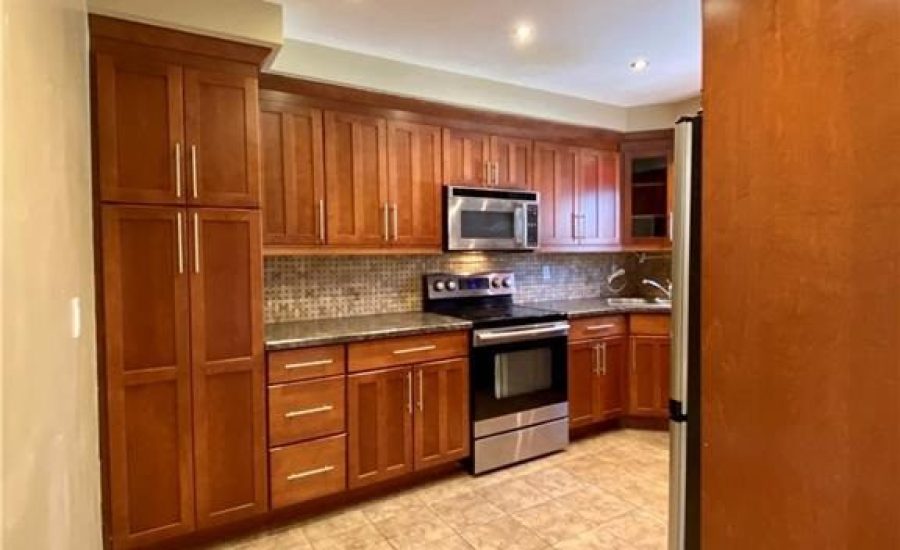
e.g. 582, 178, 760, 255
473, 322, 569, 347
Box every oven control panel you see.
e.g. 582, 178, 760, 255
425, 272, 516, 300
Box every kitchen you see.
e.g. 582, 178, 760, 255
6, 1, 895, 550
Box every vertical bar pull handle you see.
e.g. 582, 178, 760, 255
591, 345, 599, 375
601, 342, 608, 376
174, 143, 183, 198
190, 145, 198, 199
417, 370, 423, 411
176, 212, 184, 274
391, 203, 398, 241
383, 202, 390, 241
318, 199, 326, 243
192, 212, 200, 274
406, 371, 413, 414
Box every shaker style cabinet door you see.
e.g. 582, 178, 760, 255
184, 69, 261, 208
413, 358, 470, 469
94, 54, 185, 205
533, 142, 580, 246
387, 120, 443, 248
100, 205, 194, 548
188, 208, 267, 527
593, 336, 628, 420
577, 148, 620, 246
567, 341, 598, 429
324, 111, 389, 245
442, 128, 490, 186
259, 102, 325, 246
491, 135, 532, 189
628, 335, 671, 417
347, 367, 414, 488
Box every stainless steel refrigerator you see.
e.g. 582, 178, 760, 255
669, 113, 702, 550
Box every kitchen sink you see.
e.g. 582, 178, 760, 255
606, 297, 671, 307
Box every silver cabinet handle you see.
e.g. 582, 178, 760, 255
287, 465, 334, 482
284, 359, 333, 370
591, 345, 599, 376
284, 405, 333, 418
176, 212, 184, 274
391, 203, 398, 241
601, 342, 608, 376
586, 324, 616, 331
406, 371, 413, 414
493, 162, 500, 186
484, 161, 490, 186
668, 211, 674, 240
382, 202, 390, 241
190, 145, 198, 199
175, 142, 183, 198
192, 212, 200, 274
318, 199, 326, 243
417, 370, 423, 411
392, 345, 436, 355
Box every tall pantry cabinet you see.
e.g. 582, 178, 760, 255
91, 17, 269, 549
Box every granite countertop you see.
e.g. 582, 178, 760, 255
265, 312, 472, 350
527, 298, 672, 319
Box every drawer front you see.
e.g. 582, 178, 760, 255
570, 315, 627, 341
630, 314, 671, 336
269, 377, 345, 446
269, 434, 346, 509
268, 345, 345, 384
348, 331, 468, 373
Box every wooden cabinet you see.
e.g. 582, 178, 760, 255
628, 336, 671, 417
94, 53, 260, 208
100, 205, 195, 548
568, 341, 598, 428
621, 137, 674, 248
189, 209, 267, 527
567, 316, 628, 429
594, 337, 628, 419
576, 148, 620, 246
269, 435, 347, 509
324, 111, 389, 245
413, 358, 470, 469
260, 101, 325, 246
533, 142, 579, 246
347, 366, 414, 488
491, 135, 532, 188
387, 121, 443, 247
442, 128, 490, 186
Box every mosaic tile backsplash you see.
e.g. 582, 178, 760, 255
265, 252, 670, 323
265, 252, 672, 323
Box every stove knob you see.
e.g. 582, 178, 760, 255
433, 280, 446, 291
446, 280, 458, 291
491, 277, 502, 288
502, 277, 512, 288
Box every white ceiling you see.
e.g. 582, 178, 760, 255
280, 0, 701, 107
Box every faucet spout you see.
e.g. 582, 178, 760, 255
642, 278, 672, 299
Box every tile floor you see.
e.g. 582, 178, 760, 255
217, 429, 669, 550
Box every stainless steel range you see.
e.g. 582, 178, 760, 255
423, 272, 569, 474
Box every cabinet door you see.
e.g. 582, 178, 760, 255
100, 205, 194, 548
184, 69, 260, 208
442, 128, 490, 186
492, 135, 532, 188
414, 358, 469, 469
594, 336, 628, 420
567, 341, 598, 429
577, 148, 620, 245
621, 142, 674, 246
324, 111, 389, 245
387, 121, 442, 248
189, 209, 267, 527
628, 336, 671, 417
348, 367, 414, 488
260, 102, 325, 246
533, 142, 579, 246
95, 54, 185, 205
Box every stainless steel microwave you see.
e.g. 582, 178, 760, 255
445, 186, 539, 251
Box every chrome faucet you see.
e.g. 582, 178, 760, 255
642, 278, 672, 299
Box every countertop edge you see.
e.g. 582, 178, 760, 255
265, 321, 472, 351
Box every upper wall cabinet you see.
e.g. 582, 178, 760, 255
533, 142, 579, 246
491, 135, 532, 188
442, 128, 490, 187
620, 136, 674, 248
577, 148, 620, 246
94, 50, 261, 208
387, 121, 443, 248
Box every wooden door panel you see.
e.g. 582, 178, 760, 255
95, 54, 184, 205
348, 367, 413, 488
414, 358, 469, 469
442, 128, 490, 186
567, 342, 596, 429
594, 336, 627, 420
628, 336, 669, 418
101, 205, 194, 547
260, 102, 324, 246
492, 135, 532, 188
388, 121, 442, 247
533, 142, 578, 246
184, 69, 260, 208
324, 111, 388, 245
578, 149, 620, 245
189, 209, 266, 527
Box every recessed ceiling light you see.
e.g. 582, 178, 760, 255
512, 22, 535, 46
630, 57, 650, 72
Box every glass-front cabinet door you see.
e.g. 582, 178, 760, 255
621, 137, 674, 248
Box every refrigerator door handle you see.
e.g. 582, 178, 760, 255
670, 119, 694, 414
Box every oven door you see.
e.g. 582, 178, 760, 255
446, 187, 537, 251
470, 328, 568, 438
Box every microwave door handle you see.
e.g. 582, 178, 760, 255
514, 206, 525, 246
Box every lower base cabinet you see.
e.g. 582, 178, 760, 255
269, 434, 347, 509
568, 336, 628, 427
627, 335, 671, 417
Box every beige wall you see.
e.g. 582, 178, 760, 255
2, 0, 102, 548
626, 96, 702, 132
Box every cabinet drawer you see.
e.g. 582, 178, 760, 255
268, 345, 345, 384
348, 331, 468, 373
569, 316, 627, 341
269, 377, 345, 446
630, 314, 670, 336
269, 434, 346, 509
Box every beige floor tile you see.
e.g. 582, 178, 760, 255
302, 509, 372, 542
563, 487, 635, 524
372, 506, 456, 547
477, 477, 553, 513
428, 490, 506, 528
522, 467, 585, 499
459, 516, 548, 550
311, 522, 392, 550
599, 511, 667, 550
552, 528, 636, 550
512, 500, 597, 545
411, 474, 477, 504
361, 490, 426, 523
388, 533, 472, 550
222, 526, 312, 549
